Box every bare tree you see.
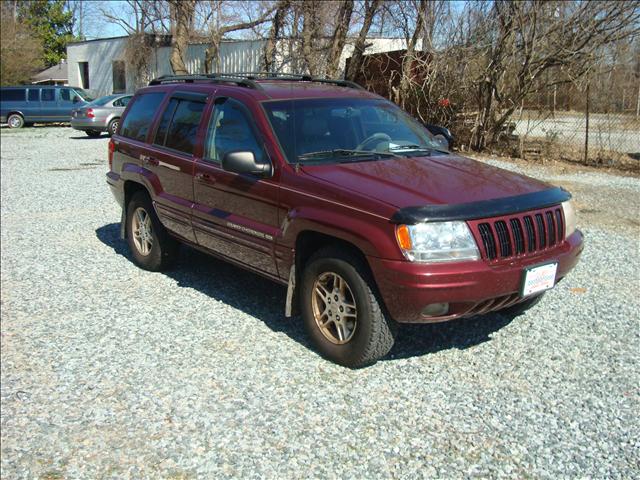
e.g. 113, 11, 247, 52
263, 0, 289, 72
169, 0, 196, 75
345, 0, 381, 81
326, 0, 354, 77
0, 4, 44, 85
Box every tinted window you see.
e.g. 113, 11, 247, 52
41, 89, 55, 102
120, 92, 165, 142
113, 95, 131, 107
164, 100, 205, 155
1, 89, 25, 101
28, 89, 40, 101
88, 95, 119, 107
205, 98, 263, 163
60, 88, 81, 102
154, 98, 178, 147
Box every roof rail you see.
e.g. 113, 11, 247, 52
209, 72, 365, 90
148, 72, 365, 90
148, 74, 261, 89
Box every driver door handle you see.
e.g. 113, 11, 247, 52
195, 172, 215, 183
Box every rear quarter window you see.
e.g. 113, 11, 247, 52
1, 89, 26, 102
120, 92, 166, 142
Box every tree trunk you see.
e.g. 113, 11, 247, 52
345, 0, 380, 81
301, 1, 319, 75
326, 0, 354, 78
264, 0, 289, 72
168, 0, 195, 75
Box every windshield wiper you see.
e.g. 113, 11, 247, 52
298, 149, 399, 161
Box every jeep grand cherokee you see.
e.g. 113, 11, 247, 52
106, 74, 583, 367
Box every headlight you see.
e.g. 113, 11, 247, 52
395, 221, 480, 262
562, 200, 577, 238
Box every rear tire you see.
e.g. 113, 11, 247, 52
107, 118, 119, 137
85, 130, 101, 138
126, 191, 179, 271
300, 247, 397, 368
7, 114, 24, 129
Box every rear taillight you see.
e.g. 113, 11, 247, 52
86, 108, 95, 118
108, 139, 115, 169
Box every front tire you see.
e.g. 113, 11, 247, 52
126, 191, 178, 271
300, 247, 397, 367
85, 130, 101, 138
7, 114, 24, 129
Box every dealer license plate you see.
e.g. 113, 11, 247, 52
521, 262, 558, 297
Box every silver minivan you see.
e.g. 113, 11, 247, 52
0, 86, 94, 128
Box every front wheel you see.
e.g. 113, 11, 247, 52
300, 247, 397, 368
126, 191, 178, 271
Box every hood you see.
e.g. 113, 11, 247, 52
300, 154, 552, 210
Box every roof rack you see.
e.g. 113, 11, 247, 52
148, 72, 364, 90
148, 74, 261, 89
229, 72, 365, 90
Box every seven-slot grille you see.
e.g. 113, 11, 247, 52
472, 207, 564, 260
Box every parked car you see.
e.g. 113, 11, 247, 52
71, 93, 133, 137
0, 85, 94, 128
424, 123, 454, 150
106, 74, 583, 367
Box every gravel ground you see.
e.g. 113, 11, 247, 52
1, 126, 639, 479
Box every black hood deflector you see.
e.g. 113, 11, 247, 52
390, 187, 571, 224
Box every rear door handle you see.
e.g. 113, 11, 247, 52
195, 172, 215, 183
140, 154, 159, 166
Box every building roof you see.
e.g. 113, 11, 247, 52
32, 62, 68, 83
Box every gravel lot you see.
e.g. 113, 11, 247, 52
1, 126, 639, 479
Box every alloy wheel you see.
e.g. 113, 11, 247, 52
311, 272, 358, 344
131, 207, 153, 256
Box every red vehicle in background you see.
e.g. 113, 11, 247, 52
106, 73, 583, 367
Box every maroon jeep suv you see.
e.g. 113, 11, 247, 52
106, 74, 583, 367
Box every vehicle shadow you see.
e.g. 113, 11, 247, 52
69, 135, 106, 140
95, 222, 516, 363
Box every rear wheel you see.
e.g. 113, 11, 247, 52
85, 130, 101, 138
300, 247, 397, 367
126, 191, 179, 271
107, 118, 119, 137
7, 114, 24, 129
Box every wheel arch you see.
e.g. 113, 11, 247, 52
120, 180, 152, 239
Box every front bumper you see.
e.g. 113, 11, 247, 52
368, 230, 584, 323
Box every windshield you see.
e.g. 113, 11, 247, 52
76, 88, 95, 102
262, 98, 445, 163
87, 94, 119, 106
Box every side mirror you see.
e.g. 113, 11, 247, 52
221, 150, 272, 177
433, 134, 449, 150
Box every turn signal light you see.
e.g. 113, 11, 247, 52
395, 225, 412, 250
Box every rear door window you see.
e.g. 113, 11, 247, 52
28, 89, 40, 102
41, 89, 55, 102
153, 96, 205, 155
119, 92, 166, 142
113, 95, 132, 107
1, 89, 26, 101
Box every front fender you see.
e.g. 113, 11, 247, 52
281, 206, 399, 259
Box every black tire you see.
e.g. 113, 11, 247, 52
85, 130, 102, 138
126, 191, 179, 271
107, 118, 119, 137
500, 293, 545, 318
300, 247, 397, 368
7, 113, 24, 129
